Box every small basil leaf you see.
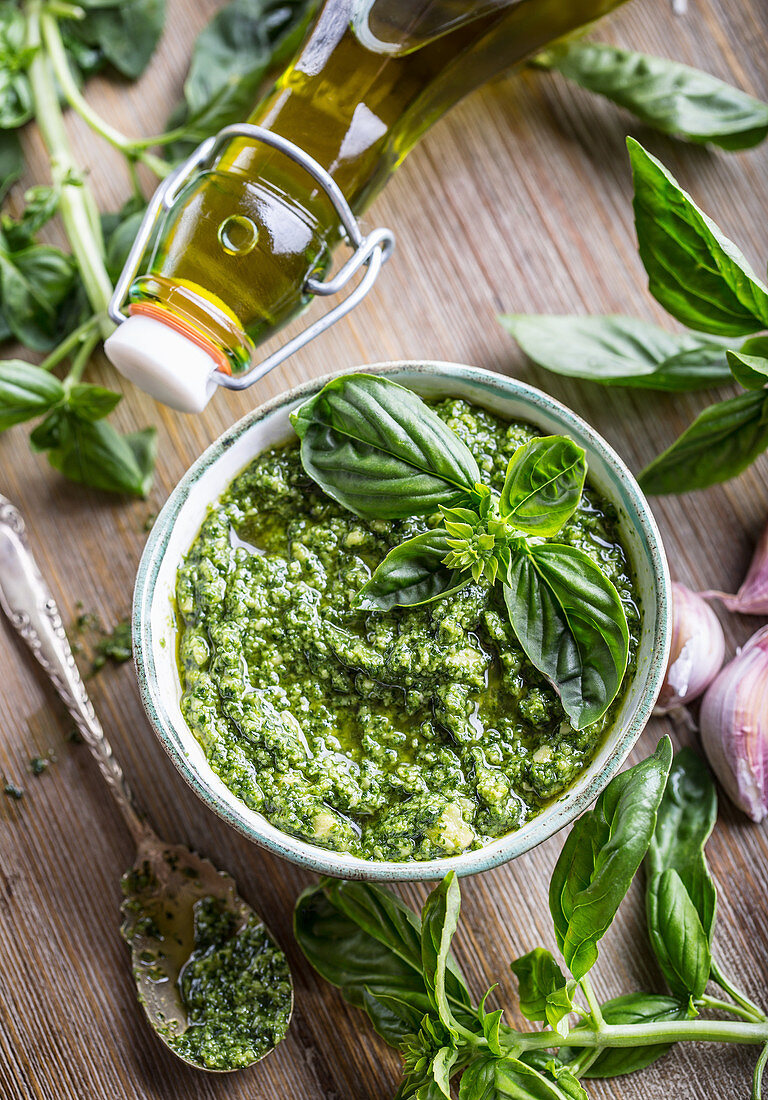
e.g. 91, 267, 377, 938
459, 1054, 585, 1100
431, 1044, 459, 1099
499, 436, 585, 535
646, 868, 711, 999
165, 0, 315, 158
421, 871, 464, 1035
0, 359, 64, 430
32, 408, 155, 496
479, 998, 504, 1058
537, 42, 768, 150
638, 389, 768, 495
501, 313, 732, 391
727, 348, 768, 390
647, 747, 717, 943
65, 382, 122, 421
568, 993, 689, 1078
0, 186, 60, 252
548, 737, 673, 979
357, 530, 465, 610
629, 138, 768, 336
0, 242, 78, 351
503, 543, 629, 729
291, 374, 480, 519
0, 5, 35, 129
509, 948, 567, 1023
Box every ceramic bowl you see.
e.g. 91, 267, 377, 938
133, 362, 671, 881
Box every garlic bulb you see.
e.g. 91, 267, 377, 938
703, 518, 768, 615
700, 626, 768, 823
655, 582, 725, 714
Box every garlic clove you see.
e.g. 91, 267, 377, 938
655, 582, 726, 714
700, 625, 768, 823
703, 518, 768, 615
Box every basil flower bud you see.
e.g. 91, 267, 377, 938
703, 517, 768, 615
655, 582, 725, 714
700, 625, 768, 823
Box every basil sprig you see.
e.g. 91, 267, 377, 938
295, 744, 768, 1100
291, 374, 629, 729
503, 138, 768, 495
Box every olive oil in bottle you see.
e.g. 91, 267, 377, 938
106, 0, 630, 411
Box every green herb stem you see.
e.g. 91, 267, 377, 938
25, 0, 114, 340
516, 1017, 768, 1051
754, 1041, 768, 1100
711, 960, 768, 1022
64, 328, 100, 384
39, 11, 171, 179
38, 314, 103, 371
579, 976, 605, 1030
699, 994, 766, 1024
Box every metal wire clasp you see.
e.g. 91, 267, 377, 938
107, 123, 395, 390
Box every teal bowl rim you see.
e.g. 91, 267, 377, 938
133, 361, 671, 881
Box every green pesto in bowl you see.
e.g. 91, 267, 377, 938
175, 398, 640, 862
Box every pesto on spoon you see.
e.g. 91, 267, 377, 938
0, 495, 292, 1072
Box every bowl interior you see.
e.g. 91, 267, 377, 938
134, 362, 670, 881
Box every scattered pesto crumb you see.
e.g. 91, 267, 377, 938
143, 512, 157, 532
3, 782, 24, 800
29, 756, 50, 776
92, 618, 132, 672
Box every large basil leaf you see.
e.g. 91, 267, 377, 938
537, 42, 768, 150
294, 879, 475, 1048
646, 868, 711, 999
66, 0, 166, 80
421, 872, 464, 1034
647, 747, 717, 941
567, 993, 689, 1078
357, 530, 465, 610
509, 948, 573, 1035
548, 738, 673, 979
502, 543, 629, 729
499, 437, 585, 536
291, 374, 480, 519
166, 0, 315, 157
0, 360, 64, 430
727, 343, 768, 390
30, 408, 156, 497
629, 139, 768, 336
500, 314, 731, 391
459, 1054, 587, 1100
638, 389, 768, 495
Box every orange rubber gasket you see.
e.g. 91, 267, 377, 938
129, 302, 233, 376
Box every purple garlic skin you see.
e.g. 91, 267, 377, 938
700, 625, 768, 823
704, 518, 768, 615
656, 582, 726, 713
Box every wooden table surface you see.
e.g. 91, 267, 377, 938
1, 1, 767, 1097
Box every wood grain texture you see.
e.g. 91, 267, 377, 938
1, 1, 767, 1097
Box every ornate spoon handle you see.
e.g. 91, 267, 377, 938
0, 494, 151, 846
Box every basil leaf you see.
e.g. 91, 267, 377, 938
0, 241, 79, 351
67, 0, 166, 80
166, 0, 314, 157
537, 42, 768, 150
292, 374, 480, 519
31, 408, 156, 497
65, 382, 122, 421
357, 530, 465, 610
647, 747, 717, 942
421, 872, 464, 1034
0, 360, 64, 430
727, 346, 768, 390
294, 879, 475, 1049
509, 948, 567, 1024
517, 1056, 588, 1100
502, 543, 629, 729
629, 138, 768, 336
499, 436, 585, 535
568, 993, 689, 1077
548, 738, 673, 979
0, 130, 23, 203
1, 186, 60, 252
501, 314, 732, 391
646, 868, 711, 999
0, 5, 35, 129
638, 389, 768, 495
459, 1054, 586, 1100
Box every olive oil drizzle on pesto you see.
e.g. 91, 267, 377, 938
177, 399, 640, 862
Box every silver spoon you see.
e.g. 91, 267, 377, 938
0, 495, 293, 1071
